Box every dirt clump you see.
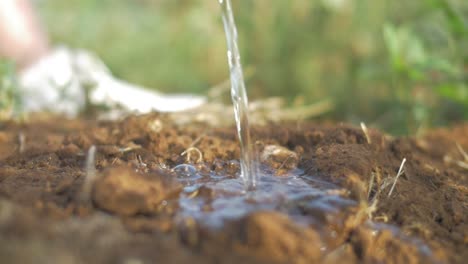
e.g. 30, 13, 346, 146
259, 144, 300, 175
93, 166, 182, 216
197, 211, 323, 264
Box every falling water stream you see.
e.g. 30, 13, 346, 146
219, 0, 257, 190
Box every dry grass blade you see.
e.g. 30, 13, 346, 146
360, 122, 371, 144
367, 172, 375, 200
181, 147, 203, 163
444, 143, 468, 170
136, 155, 148, 172
120, 142, 142, 153
366, 198, 379, 219
80, 145, 97, 203
190, 133, 206, 148
388, 158, 407, 197
455, 143, 468, 161
455, 160, 468, 170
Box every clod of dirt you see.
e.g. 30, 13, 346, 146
199, 211, 323, 264
93, 166, 181, 216
232, 211, 322, 262
260, 145, 299, 175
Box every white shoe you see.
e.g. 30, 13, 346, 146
19, 46, 206, 117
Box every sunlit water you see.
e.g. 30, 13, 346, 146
174, 163, 347, 229
219, 0, 257, 190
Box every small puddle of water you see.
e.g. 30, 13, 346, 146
170, 164, 439, 261
176, 163, 346, 229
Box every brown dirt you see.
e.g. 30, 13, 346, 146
0, 113, 466, 264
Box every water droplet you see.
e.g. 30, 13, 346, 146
172, 164, 202, 181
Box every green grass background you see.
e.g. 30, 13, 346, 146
29, 0, 468, 133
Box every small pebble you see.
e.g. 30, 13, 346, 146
260, 145, 299, 175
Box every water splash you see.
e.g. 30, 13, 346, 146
219, 0, 257, 190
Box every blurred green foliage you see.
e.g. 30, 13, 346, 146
0, 61, 20, 119
37, 0, 467, 134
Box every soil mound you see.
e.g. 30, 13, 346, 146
0, 114, 466, 263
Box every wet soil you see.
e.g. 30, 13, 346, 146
0, 113, 466, 264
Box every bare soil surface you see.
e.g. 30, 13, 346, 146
0, 113, 466, 264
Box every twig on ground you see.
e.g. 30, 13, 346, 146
360, 122, 371, 144
388, 158, 407, 197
